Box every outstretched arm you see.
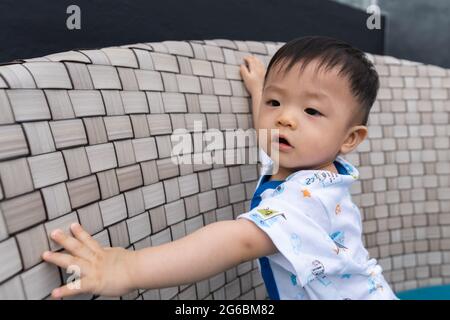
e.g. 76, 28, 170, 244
42, 218, 277, 299
132, 218, 276, 289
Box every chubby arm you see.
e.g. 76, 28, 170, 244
43, 219, 277, 298
132, 218, 277, 289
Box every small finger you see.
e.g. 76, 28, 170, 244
70, 223, 103, 253
42, 251, 77, 270
50, 229, 94, 261
51, 278, 92, 299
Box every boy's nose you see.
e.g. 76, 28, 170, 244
276, 114, 297, 129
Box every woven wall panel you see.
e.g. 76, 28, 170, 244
0, 39, 449, 300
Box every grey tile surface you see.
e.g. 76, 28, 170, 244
65, 62, 94, 90
20, 262, 61, 300
142, 182, 165, 210
104, 116, 133, 141
76, 202, 104, 235
23, 121, 56, 155
62, 147, 91, 180
44, 89, 75, 120
23, 62, 72, 89
96, 169, 120, 200
69, 90, 106, 117
121, 91, 149, 114
0, 90, 14, 124
107, 220, 129, 248
16, 224, 50, 269
0, 276, 26, 300
0, 237, 22, 283
0, 124, 29, 161
134, 70, 164, 91
1, 191, 47, 234
83, 117, 108, 145
85, 143, 117, 173
114, 140, 136, 167
101, 90, 125, 115
124, 188, 145, 217
132, 137, 158, 162
87, 65, 122, 90
130, 115, 150, 138
99, 194, 127, 227
0, 158, 34, 198
41, 183, 72, 219
7, 89, 51, 121
66, 175, 100, 209
126, 212, 151, 243
0, 208, 7, 240
50, 119, 87, 149
28, 152, 68, 188
116, 164, 143, 192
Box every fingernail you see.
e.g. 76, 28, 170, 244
51, 230, 61, 238
52, 289, 60, 299
71, 222, 80, 229
42, 251, 51, 259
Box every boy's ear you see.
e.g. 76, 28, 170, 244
339, 125, 368, 155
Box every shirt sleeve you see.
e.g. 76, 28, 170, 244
237, 179, 352, 287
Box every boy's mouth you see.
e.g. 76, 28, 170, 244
272, 134, 294, 151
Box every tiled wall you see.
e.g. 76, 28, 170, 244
0, 39, 449, 300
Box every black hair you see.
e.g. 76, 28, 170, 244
264, 36, 379, 126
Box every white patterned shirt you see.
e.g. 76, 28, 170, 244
237, 149, 399, 300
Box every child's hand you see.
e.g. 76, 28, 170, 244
240, 55, 266, 96
42, 223, 136, 299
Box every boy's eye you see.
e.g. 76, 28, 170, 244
266, 99, 280, 107
304, 107, 322, 116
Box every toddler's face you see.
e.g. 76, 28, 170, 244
258, 59, 363, 178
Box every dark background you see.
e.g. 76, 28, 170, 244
379, 0, 450, 68
0, 0, 385, 63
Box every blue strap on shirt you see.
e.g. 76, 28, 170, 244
250, 174, 284, 300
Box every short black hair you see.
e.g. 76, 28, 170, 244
264, 36, 379, 126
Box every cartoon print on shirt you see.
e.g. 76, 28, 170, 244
310, 260, 331, 287
330, 231, 348, 254
290, 233, 302, 254
256, 207, 287, 221
249, 207, 286, 228
316, 171, 344, 188
290, 273, 297, 286
249, 213, 277, 228
299, 175, 316, 186
301, 188, 311, 198
335, 203, 342, 215
341, 274, 352, 279
368, 272, 384, 294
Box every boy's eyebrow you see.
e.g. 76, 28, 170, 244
264, 84, 330, 102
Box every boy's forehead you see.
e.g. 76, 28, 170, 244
266, 59, 344, 85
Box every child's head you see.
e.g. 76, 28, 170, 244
259, 36, 379, 174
